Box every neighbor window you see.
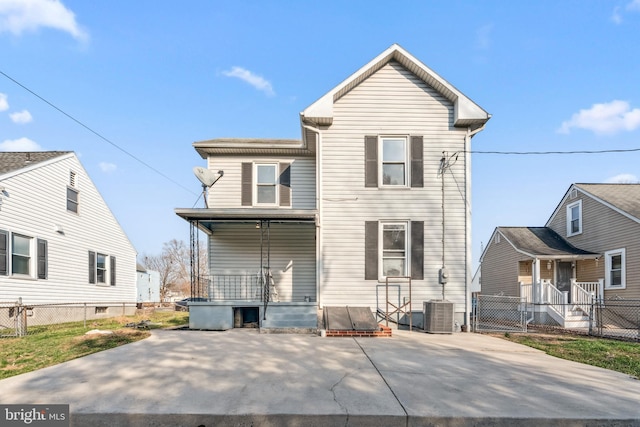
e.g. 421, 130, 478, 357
380, 222, 408, 277
0, 231, 47, 279
67, 187, 79, 213
89, 251, 116, 286
380, 137, 407, 186
605, 248, 625, 289
11, 234, 32, 276
255, 163, 278, 205
566, 200, 582, 236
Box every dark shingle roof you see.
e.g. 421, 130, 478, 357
576, 183, 640, 222
498, 227, 598, 257
0, 151, 71, 175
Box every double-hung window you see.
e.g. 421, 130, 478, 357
605, 248, 625, 289
566, 200, 582, 236
89, 251, 116, 286
381, 222, 408, 277
0, 230, 47, 279
255, 163, 278, 205
380, 137, 408, 186
11, 234, 32, 276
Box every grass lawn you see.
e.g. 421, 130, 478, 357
496, 331, 640, 379
0, 310, 188, 380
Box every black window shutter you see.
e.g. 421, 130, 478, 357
241, 162, 253, 206
410, 136, 424, 188
365, 221, 378, 280
279, 162, 291, 207
88, 251, 96, 284
411, 221, 424, 280
0, 230, 7, 276
110, 256, 116, 286
364, 136, 378, 188
37, 239, 47, 280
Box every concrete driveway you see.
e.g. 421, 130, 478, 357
1, 329, 639, 426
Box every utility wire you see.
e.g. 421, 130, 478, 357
468, 148, 640, 155
0, 69, 198, 196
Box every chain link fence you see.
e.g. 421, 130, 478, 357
0, 300, 138, 338
473, 295, 640, 341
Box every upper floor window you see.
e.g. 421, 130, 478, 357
605, 248, 625, 289
0, 230, 47, 279
380, 137, 407, 186
241, 162, 291, 208
365, 135, 423, 188
67, 187, 79, 213
255, 163, 278, 205
566, 200, 582, 236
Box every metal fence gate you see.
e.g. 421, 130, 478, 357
473, 295, 528, 333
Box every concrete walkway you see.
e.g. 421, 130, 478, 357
1, 329, 639, 426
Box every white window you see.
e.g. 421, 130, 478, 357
380, 137, 408, 187
566, 200, 582, 236
254, 163, 278, 205
380, 222, 408, 277
89, 251, 116, 286
605, 248, 625, 289
11, 234, 32, 276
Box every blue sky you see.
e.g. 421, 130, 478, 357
1, 0, 639, 268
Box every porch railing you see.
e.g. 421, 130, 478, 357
541, 279, 567, 319
206, 274, 263, 301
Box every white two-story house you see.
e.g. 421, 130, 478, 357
176, 44, 490, 332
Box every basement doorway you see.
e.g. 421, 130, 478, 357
233, 307, 259, 328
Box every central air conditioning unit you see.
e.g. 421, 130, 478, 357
423, 300, 454, 334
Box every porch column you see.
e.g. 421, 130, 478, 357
598, 278, 604, 301
532, 258, 541, 304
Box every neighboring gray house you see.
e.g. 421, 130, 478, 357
480, 183, 640, 327
136, 263, 161, 303
176, 44, 490, 331
0, 152, 137, 310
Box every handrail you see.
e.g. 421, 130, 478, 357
541, 280, 567, 318
571, 280, 594, 316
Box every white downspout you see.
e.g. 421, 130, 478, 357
301, 119, 323, 308
464, 123, 487, 331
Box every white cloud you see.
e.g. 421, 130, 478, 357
0, 0, 88, 42
9, 109, 32, 124
0, 137, 41, 151
475, 24, 493, 50
627, 0, 640, 11
611, 6, 623, 24
611, 1, 640, 24
99, 161, 117, 173
221, 66, 275, 96
605, 173, 639, 183
0, 93, 8, 111
558, 100, 640, 135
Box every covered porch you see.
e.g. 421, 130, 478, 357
175, 208, 318, 331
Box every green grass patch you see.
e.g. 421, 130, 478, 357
498, 332, 640, 379
0, 310, 188, 380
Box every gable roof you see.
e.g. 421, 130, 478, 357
546, 183, 640, 227
491, 227, 599, 259
300, 43, 490, 128
0, 151, 72, 176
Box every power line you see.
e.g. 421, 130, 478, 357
0, 69, 198, 196
469, 148, 640, 155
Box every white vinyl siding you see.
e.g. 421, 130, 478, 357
207, 157, 316, 209
320, 61, 469, 311
0, 154, 136, 303
208, 223, 316, 302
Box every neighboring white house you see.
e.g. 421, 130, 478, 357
136, 264, 161, 303
176, 44, 490, 331
0, 151, 137, 305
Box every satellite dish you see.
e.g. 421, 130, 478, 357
193, 167, 219, 187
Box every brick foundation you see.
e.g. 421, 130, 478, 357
325, 324, 392, 337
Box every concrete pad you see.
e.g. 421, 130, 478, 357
0, 329, 639, 426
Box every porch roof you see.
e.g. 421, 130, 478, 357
174, 208, 317, 231
497, 227, 599, 259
